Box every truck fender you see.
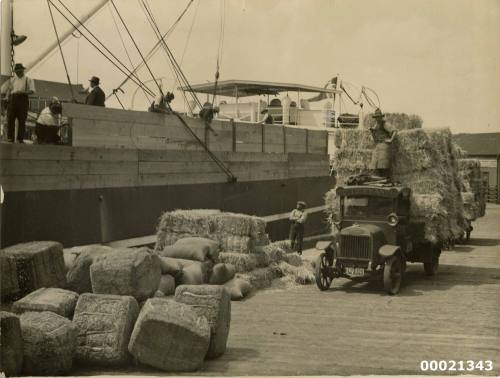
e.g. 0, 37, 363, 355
378, 244, 401, 258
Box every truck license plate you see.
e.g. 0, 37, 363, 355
346, 267, 365, 277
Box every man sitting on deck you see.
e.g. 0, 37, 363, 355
35, 97, 64, 144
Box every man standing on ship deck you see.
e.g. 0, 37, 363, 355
1, 63, 35, 143
369, 108, 397, 178
85, 76, 105, 107
289, 201, 307, 255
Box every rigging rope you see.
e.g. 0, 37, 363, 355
110, 0, 163, 96
139, 0, 203, 109
52, 0, 156, 97
111, 0, 195, 100
108, 3, 151, 102
362, 86, 381, 109
47, 0, 76, 102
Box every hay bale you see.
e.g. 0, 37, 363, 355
0, 311, 23, 377
158, 274, 176, 296
73, 293, 139, 366
277, 262, 315, 285
91, 248, 161, 301
66, 245, 114, 294
220, 235, 253, 253
20, 311, 77, 375
12, 288, 78, 318
174, 237, 220, 261
2, 241, 66, 295
258, 243, 287, 263
332, 128, 374, 149
332, 148, 373, 172
237, 265, 282, 289
218, 252, 257, 272
180, 261, 213, 285
128, 298, 210, 372
224, 278, 252, 300
284, 252, 303, 267
209, 263, 236, 284
0, 254, 20, 300
175, 285, 231, 358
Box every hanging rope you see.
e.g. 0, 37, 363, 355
211, 0, 225, 107
51, 0, 156, 97
362, 86, 381, 109
47, 0, 76, 102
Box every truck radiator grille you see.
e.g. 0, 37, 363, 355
340, 235, 371, 259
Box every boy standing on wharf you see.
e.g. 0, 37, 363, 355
289, 201, 307, 255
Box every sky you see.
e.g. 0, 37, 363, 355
5, 0, 500, 133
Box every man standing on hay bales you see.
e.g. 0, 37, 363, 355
289, 201, 307, 255
369, 108, 397, 178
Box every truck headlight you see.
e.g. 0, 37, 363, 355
387, 213, 399, 227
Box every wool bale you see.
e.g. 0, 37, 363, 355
66, 245, 114, 294
63, 251, 78, 273
0, 254, 20, 300
209, 263, 236, 284
218, 252, 257, 272
175, 285, 231, 358
20, 311, 77, 375
2, 241, 66, 295
0, 311, 23, 377
224, 278, 252, 300
72, 293, 139, 366
128, 298, 210, 372
180, 261, 213, 285
158, 244, 211, 262
91, 248, 161, 301
158, 256, 183, 277
158, 274, 176, 296
12, 287, 78, 318
174, 237, 220, 261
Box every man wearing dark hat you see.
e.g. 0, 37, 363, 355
289, 201, 307, 255
2, 63, 35, 143
85, 76, 105, 107
369, 108, 397, 178
259, 109, 274, 124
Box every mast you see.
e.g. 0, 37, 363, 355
0, 0, 13, 76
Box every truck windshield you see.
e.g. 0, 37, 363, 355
344, 196, 393, 217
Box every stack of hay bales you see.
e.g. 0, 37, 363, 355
327, 127, 467, 244
458, 158, 486, 219
155, 209, 267, 254
155, 210, 315, 298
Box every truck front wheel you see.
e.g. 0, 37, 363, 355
383, 255, 403, 295
315, 252, 333, 291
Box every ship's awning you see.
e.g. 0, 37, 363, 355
179, 79, 341, 97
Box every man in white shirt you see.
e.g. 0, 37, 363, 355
289, 201, 308, 255
2, 63, 35, 143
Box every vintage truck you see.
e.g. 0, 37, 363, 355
315, 184, 441, 295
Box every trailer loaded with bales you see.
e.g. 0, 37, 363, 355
318, 126, 486, 295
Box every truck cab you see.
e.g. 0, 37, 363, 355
316, 184, 440, 295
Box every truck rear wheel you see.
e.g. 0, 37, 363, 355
315, 252, 333, 291
424, 250, 439, 276
383, 255, 403, 295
